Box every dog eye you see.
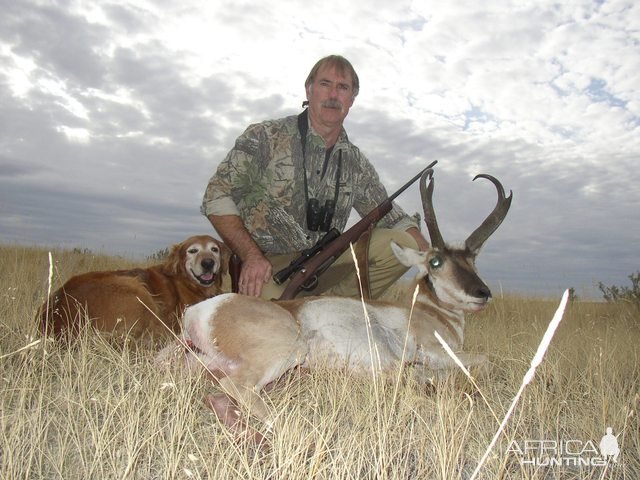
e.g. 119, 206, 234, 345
210, 247, 219, 253
187, 248, 199, 254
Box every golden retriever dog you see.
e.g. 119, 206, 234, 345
39, 235, 230, 343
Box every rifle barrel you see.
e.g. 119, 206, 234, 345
388, 160, 438, 202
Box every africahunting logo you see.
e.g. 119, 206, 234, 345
506, 427, 621, 467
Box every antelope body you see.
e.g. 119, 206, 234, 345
160, 169, 512, 438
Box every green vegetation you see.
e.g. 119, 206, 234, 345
599, 271, 640, 307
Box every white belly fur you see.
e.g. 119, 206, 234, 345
297, 298, 417, 371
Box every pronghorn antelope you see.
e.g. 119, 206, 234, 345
158, 169, 512, 440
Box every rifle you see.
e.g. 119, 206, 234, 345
276, 160, 438, 300
273, 227, 340, 288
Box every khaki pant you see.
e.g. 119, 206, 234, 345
223, 229, 418, 300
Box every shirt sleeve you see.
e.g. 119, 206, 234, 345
200, 126, 260, 217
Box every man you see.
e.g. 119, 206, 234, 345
202, 55, 429, 298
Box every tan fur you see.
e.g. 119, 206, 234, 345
203, 296, 307, 421
39, 235, 230, 343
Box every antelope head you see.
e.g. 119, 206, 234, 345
395, 169, 512, 312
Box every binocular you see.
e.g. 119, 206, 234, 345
306, 198, 336, 232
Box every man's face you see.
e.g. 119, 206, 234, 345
306, 64, 355, 130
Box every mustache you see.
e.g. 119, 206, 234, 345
321, 99, 344, 110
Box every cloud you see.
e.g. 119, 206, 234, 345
0, 0, 638, 299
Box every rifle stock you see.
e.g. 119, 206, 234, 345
277, 160, 438, 300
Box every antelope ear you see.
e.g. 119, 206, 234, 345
390, 241, 427, 269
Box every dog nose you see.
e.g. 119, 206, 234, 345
201, 258, 216, 271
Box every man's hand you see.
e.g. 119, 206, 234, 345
208, 213, 273, 297
239, 252, 272, 297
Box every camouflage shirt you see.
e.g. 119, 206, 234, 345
201, 113, 418, 254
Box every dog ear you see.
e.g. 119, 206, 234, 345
163, 242, 183, 277
218, 241, 232, 277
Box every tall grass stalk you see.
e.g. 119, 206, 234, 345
470, 289, 569, 479
433, 331, 501, 427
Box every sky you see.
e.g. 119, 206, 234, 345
1, 0, 638, 300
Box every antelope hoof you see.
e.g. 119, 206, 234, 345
204, 394, 269, 448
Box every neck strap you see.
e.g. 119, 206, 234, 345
297, 108, 342, 224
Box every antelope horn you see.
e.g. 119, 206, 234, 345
464, 174, 513, 253
419, 169, 445, 249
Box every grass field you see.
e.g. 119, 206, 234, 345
1, 244, 638, 479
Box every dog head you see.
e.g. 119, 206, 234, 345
165, 235, 230, 289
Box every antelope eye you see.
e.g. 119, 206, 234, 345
429, 256, 443, 269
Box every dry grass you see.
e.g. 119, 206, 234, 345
0, 244, 638, 479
